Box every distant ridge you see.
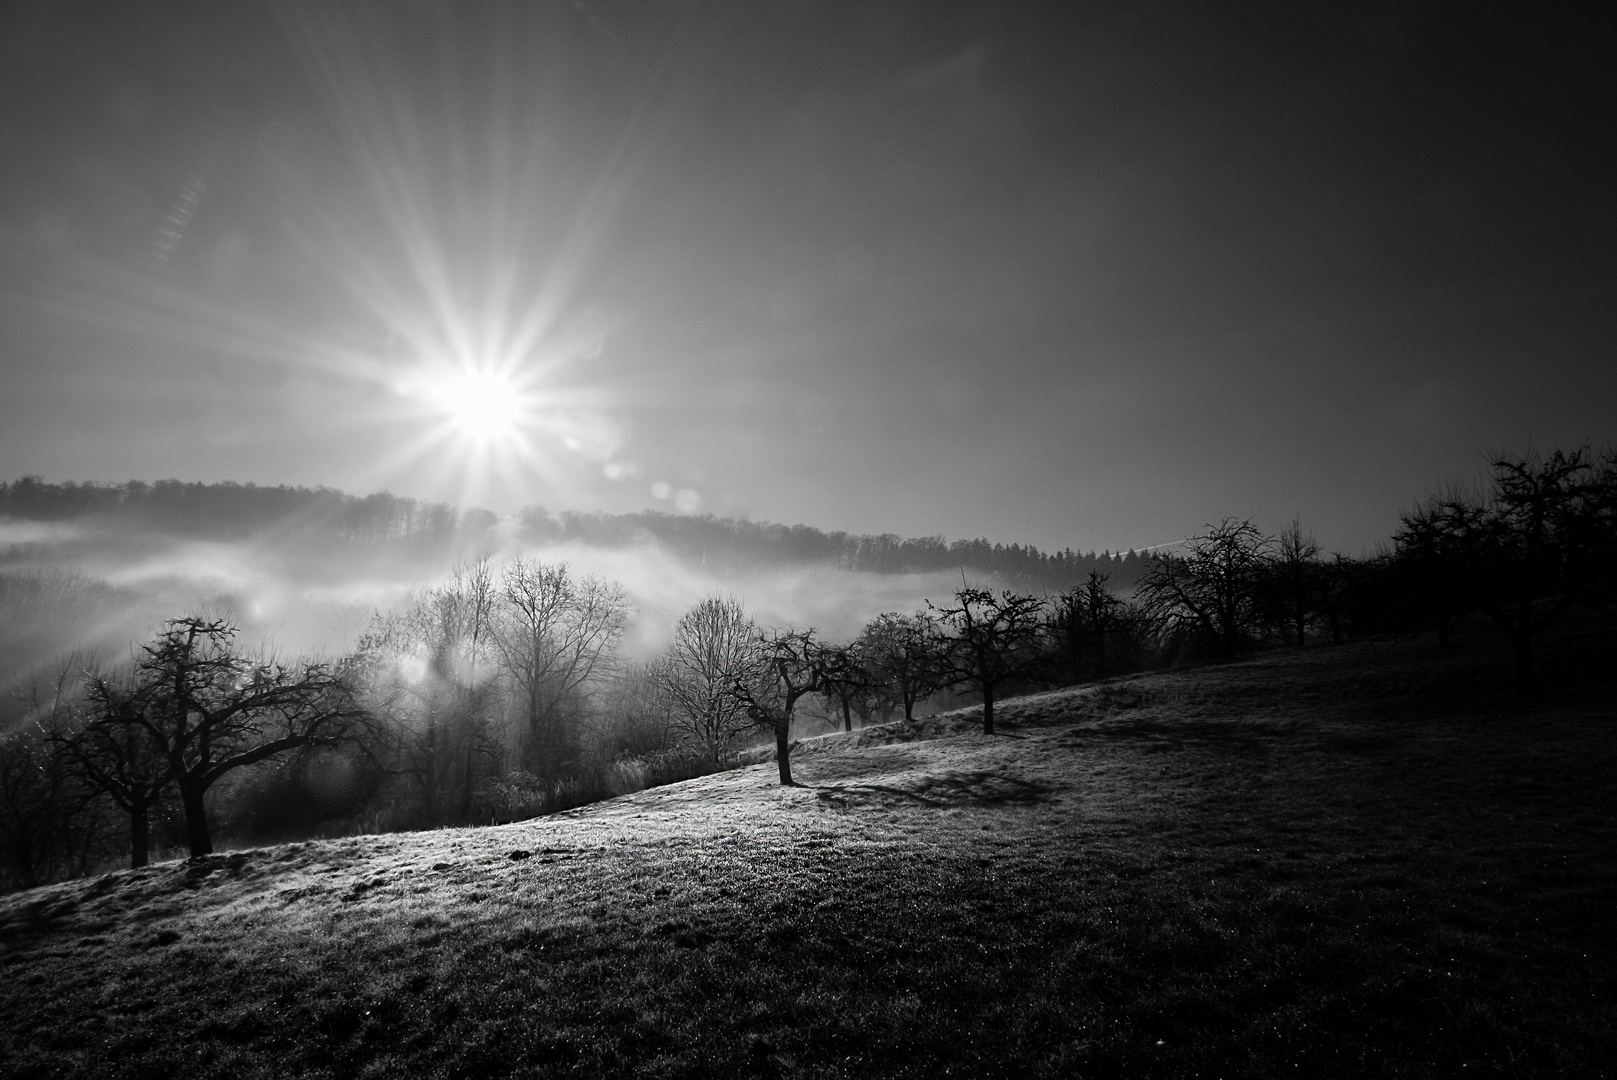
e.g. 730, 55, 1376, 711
0, 476, 1147, 589
519, 506, 1148, 588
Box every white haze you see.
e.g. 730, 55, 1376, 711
1, 516, 986, 728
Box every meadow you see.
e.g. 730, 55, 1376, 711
2, 622, 1613, 1078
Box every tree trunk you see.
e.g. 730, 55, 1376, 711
841, 697, 853, 733
981, 684, 995, 736
179, 776, 212, 857
774, 722, 793, 786
130, 804, 150, 869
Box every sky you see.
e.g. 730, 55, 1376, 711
1, 1, 1612, 558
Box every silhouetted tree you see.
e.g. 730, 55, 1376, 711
1136, 519, 1275, 658
1, 660, 114, 890
1394, 488, 1490, 649
0, 728, 78, 891
55, 671, 173, 868
1397, 446, 1611, 692
1049, 571, 1127, 683
930, 586, 1047, 735
1267, 516, 1323, 647
1316, 553, 1357, 645
734, 628, 827, 786
817, 642, 875, 733
100, 618, 374, 857
855, 611, 948, 722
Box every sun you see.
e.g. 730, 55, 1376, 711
432, 368, 524, 443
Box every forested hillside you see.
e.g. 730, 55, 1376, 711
1, 477, 1146, 590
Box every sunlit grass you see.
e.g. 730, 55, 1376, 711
2, 624, 1614, 1077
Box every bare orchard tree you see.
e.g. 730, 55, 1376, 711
96, 617, 375, 858
1395, 446, 1610, 693
489, 559, 628, 779
1393, 488, 1489, 649
1048, 571, 1126, 684
2, 659, 106, 889
54, 667, 173, 868
656, 595, 765, 764
930, 586, 1048, 735
734, 628, 828, 786
1268, 516, 1323, 648
817, 641, 875, 733
1136, 519, 1276, 658
0, 727, 78, 892
855, 611, 947, 723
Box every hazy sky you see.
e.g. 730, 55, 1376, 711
2, 1, 1612, 556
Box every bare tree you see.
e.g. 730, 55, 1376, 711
55, 668, 173, 869
370, 555, 505, 825
1395, 488, 1489, 649
489, 559, 627, 779
1, 658, 113, 890
930, 586, 1047, 735
1270, 516, 1323, 648
97, 617, 374, 857
656, 595, 764, 764
594, 663, 679, 759
1480, 447, 1607, 692
1136, 519, 1275, 658
855, 611, 947, 722
1049, 571, 1126, 684
2, 657, 118, 889
435, 555, 501, 818
817, 642, 875, 733
1317, 553, 1356, 646
734, 628, 827, 786
1396, 446, 1611, 692
0, 728, 77, 891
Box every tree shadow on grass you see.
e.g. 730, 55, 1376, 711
811, 770, 1054, 810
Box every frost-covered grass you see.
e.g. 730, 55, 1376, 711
2, 624, 1614, 1078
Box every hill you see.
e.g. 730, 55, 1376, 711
2, 627, 1613, 1078
0, 475, 1143, 589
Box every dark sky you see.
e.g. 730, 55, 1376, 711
2, 1, 1612, 556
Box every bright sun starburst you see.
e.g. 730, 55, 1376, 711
434, 367, 524, 442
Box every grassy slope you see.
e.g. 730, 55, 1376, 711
2, 626, 1614, 1079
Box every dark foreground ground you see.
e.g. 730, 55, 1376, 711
2, 622, 1614, 1078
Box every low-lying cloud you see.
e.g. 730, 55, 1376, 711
1, 514, 987, 729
